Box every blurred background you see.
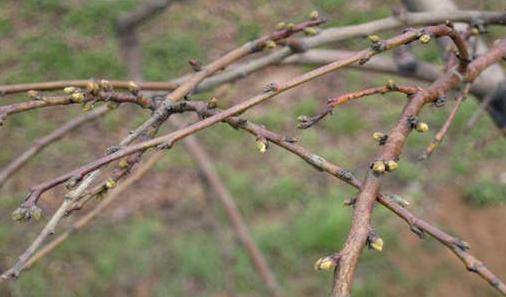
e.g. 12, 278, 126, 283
0, 0, 505, 296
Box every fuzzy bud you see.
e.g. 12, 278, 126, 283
304, 27, 318, 36
276, 22, 286, 30
309, 10, 319, 20
105, 178, 117, 189
86, 81, 100, 94
207, 96, 219, 109
128, 81, 140, 95
385, 160, 398, 172
64, 86, 77, 94
82, 101, 94, 112
27, 90, 40, 99
385, 79, 396, 90
71, 92, 84, 103
368, 35, 381, 43
256, 137, 268, 154
415, 122, 429, 133
265, 40, 277, 49
286, 22, 295, 31
369, 236, 384, 252
314, 255, 338, 271
99, 79, 112, 91
419, 34, 431, 44
371, 160, 385, 174
118, 159, 129, 169
372, 132, 386, 143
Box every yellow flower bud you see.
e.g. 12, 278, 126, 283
128, 81, 140, 94
385, 160, 398, 172
419, 34, 431, 44
118, 159, 129, 169
105, 178, 117, 189
372, 132, 385, 142
31, 206, 42, 221
368, 35, 381, 43
286, 23, 295, 31
372, 161, 385, 174
99, 79, 112, 90
256, 138, 268, 153
303, 27, 318, 36
71, 92, 84, 103
265, 40, 276, 49
370, 237, 384, 252
64, 86, 77, 94
82, 102, 94, 112
309, 10, 319, 20
386, 79, 396, 90
415, 122, 429, 133
314, 256, 336, 271
276, 22, 286, 30
86, 81, 100, 94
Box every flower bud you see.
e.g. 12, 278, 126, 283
82, 101, 94, 112
71, 92, 84, 103
415, 122, 429, 133
372, 132, 386, 142
303, 27, 318, 36
86, 81, 100, 94
105, 178, 117, 189
27, 90, 40, 99
286, 23, 295, 31
118, 159, 129, 169
207, 97, 219, 109
314, 256, 337, 271
368, 35, 381, 43
385, 79, 396, 90
419, 34, 431, 44
370, 237, 384, 252
371, 161, 385, 174
265, 40, 276, 49
309, 10, 319, 20
276, 22, 286, 30
256, 137, 268, 153
128, 81, 140, 95
64, 86, 77, 94
99, 79, 112, 90
385, 160, 398, 172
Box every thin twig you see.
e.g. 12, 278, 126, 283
0, 171, 101, 281
0, 106, 109, 188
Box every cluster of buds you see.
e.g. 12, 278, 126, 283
11, 205, 43, 222
371, 159, 398, 175
408, 115, 429, 133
